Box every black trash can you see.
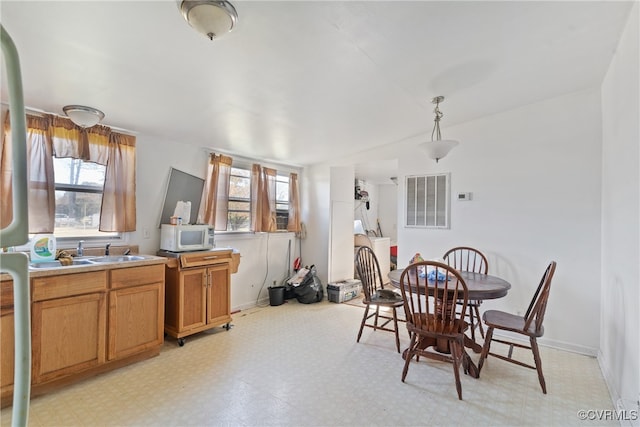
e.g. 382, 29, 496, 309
268, 286, 285, 306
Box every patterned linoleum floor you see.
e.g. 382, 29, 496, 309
1, 299, 617, 426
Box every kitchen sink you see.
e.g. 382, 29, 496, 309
29, 259, 94, 269
88, 255, 145, 263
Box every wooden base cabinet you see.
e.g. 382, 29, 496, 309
164, 250, 233, 345
31, 271, 107, 383
108, 265, 165, 360
1, 279, 15, 399
0, 260, 166, 408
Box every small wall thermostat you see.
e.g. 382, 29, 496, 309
457, 192, 472, 201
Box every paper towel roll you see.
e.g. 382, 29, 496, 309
173, 201, 191, 224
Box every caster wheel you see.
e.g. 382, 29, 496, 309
178, 338, 185, 347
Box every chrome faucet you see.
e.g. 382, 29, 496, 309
105, 243, 111, 255
77, 240, 84, 257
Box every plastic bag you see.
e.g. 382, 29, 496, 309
293, 265, 324, 304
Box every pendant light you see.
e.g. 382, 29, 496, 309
179, 0, 238, 41
420, 96, 459, 162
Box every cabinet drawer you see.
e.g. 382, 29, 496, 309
179, 250, 232, 268
32, 271, 107, 302
110, 264, 164, 289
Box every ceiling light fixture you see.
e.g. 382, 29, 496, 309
420, 96, 459, 163
179, 0, 238, 41
62, 105, 105, 128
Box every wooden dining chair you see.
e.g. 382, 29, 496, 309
354, 245, 405, 353
477, 261, 557, 394
399, 261, 472, 400
443, 247, 488, 342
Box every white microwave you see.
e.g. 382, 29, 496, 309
160, 224, 215, 252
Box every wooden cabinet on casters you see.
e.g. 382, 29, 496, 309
163, 250, 233, 346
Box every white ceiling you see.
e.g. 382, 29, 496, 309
0, 1, 633, 181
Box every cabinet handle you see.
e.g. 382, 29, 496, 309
202, 256, 219, 260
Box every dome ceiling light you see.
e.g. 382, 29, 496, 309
178, 0, 238, 41
62, 105, 105, 128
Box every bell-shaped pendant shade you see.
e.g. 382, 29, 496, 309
421, 96, 459, 162
420, 139, 459, 163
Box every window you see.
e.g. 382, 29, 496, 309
225, 166, 292, 232
275, 174, 290, 230
53, 158, 116, 238
227, 167, 251, 231
405, 173, 450, 228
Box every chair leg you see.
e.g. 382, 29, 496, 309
474, 305, 485, 339
401, 333, 417, 382
450, 340, 463, 400
374, 305, 380, 328
468, 305, 476, 342
530, 337, 547, 394
357, 305, 370, 343
392, 307, 400, 353
477, 327, 494, 374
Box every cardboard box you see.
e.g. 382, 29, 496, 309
327, 279, 362, 303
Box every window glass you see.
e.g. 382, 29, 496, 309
228, 167, 251, 231
53, 157, 116, 238
275, 174, 289, 230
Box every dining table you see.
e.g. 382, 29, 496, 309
387, 268, 511, 378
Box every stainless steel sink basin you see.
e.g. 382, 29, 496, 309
88, 255, 145, 263
29, 259, 94, 269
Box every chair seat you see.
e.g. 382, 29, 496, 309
483, 309, 544, 337
368, 290, 404, 305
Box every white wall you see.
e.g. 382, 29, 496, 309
329, 166, 355, 283
300, 163, 331, 286
377, 183, 398, 244
600, 3, 639, 417
395, 89, 603, 355
216, 231, 299, 310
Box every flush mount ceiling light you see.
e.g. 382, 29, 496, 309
179, 0, 238, 41
420, 96, 459, 163
62, 105, 105, 128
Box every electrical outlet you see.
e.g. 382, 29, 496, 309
143, 227, 151, 239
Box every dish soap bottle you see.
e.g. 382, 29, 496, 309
30, 234, 56, 263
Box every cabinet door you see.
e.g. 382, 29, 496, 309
32, 292, 106, 383
1, 310, 14, 397
206, 264, 231, 326
1, 279, 14, 397
108, 282, 164, 360
180, 268, 207, 331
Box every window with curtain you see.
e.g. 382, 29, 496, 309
0, 112, 136, 238
405, 173, 450, 228
197, 157, 302, 234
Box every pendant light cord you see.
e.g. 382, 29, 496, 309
431, 99, 444, 142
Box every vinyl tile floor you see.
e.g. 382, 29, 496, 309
1, 298, 617, 426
